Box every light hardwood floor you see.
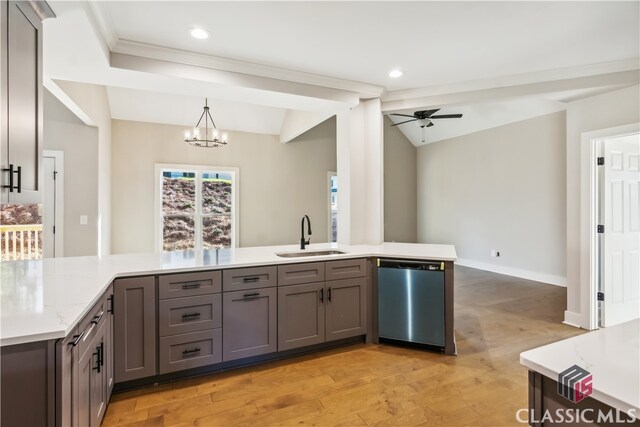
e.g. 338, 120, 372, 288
103, 266, 583, 427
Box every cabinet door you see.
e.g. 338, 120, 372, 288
3, 1, 43, 203
105, 289, 115, 398
77, 345, 91, 427
325, 278, 367, 342
277, 282, 325, 351
222, 287, 277, 361
56, 326, 79, 427
114, 276, 157, 383
90, 323, 107, 427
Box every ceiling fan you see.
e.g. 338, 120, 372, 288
390, 109, 463, 128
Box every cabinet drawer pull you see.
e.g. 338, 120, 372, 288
107, 295, 114, 314
91, 311, 104, 325
1, 165, 13, 192
327, 287, 332, 302
320, 288, 324, 303
242, 292, 260, 298
68, 331, 85, 347
242, 276, 260, 283
182, 347, 201, 356
181, 282, 201, 289
15, 166, 21, 193
92, 344, 102, 373
181, 312, 201, 320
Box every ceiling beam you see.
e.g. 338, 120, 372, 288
381, 69, 640, 113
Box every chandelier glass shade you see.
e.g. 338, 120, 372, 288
184, 98, 228, 147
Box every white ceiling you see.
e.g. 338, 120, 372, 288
100, 1, 639, 91
107, 87, 286, 135
43, 1, 640, 141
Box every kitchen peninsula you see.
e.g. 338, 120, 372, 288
0, 242, 456, 427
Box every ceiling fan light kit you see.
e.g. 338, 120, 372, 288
390, 108, 463, 144
390, 108, 463, 128
184, 98, 229, 148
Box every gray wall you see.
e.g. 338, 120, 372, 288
111, 117, 336, 254
417, 111, 567, 284
43, 90, 99, 257
383, 117, 417, 242
43, 90, 98, 256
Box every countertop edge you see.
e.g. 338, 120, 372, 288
520, 350, 640, 417
1, 245, 457, 347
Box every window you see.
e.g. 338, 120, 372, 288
328, 172, 338, 243
156, 164, 238, 252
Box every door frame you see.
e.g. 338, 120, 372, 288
580, 122, 639, 330
43, 150, 64, 257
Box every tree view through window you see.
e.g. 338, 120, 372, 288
161, 169, 234, 251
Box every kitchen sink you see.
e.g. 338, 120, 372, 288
275, 250, 346, 258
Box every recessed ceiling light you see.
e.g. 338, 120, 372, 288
189, 28, 209, 40
389, 69, 403, 78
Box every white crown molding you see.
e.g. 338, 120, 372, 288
112, 39, 384, 99
86, 1, 118, 50
383, 58, 640, 103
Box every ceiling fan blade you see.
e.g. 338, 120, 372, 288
427, 122, 434, 127
430, 114, 463, 119
415, 109, 440, 118
390, 113, 416, 118
390, 118, 418, 126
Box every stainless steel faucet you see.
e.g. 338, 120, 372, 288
300, 215, 312, 249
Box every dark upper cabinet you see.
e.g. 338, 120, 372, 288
114, 276, 157, 383
1, 1, 54, 204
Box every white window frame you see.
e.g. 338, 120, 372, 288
154, 163, 239, 252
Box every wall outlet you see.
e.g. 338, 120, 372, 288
491, 250, 501, 257
80, 215, 88, 225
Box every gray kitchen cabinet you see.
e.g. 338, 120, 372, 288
278, 260, 368, 351
55, 287, 112, 427
105, 287, 114, 398
223, 287, 277, 361
0, 1, 54, 204
77, 320, 107, 427
158, 270, 221, 299
158, 271, 222, 374
325, 278, 367, 341
277, 282, 326, 351
56, 325, 79, 427
114, 276, 157, 383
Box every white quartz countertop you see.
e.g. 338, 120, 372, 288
520, 319, 640, 416
0, 242, 456, 347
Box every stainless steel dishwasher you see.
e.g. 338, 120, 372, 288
378, 259, 445, 350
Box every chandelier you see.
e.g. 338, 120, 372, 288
184, 98, 228, 147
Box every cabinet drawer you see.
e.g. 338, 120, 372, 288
159, 329, 222, 374
78, 298, 106, 358
159, 271, 221, 299
278, 262, 325, 286
325, 259, 366, 281
159, 294, 222, 337
223, 266, 277, 292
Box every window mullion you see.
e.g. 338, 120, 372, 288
195, 171, 202, 250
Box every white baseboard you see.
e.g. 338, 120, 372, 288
563, 310, 583, 328
455, 258, 567, 287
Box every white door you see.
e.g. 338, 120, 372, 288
602, 134, 640, 327
43, 151, 63, 258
